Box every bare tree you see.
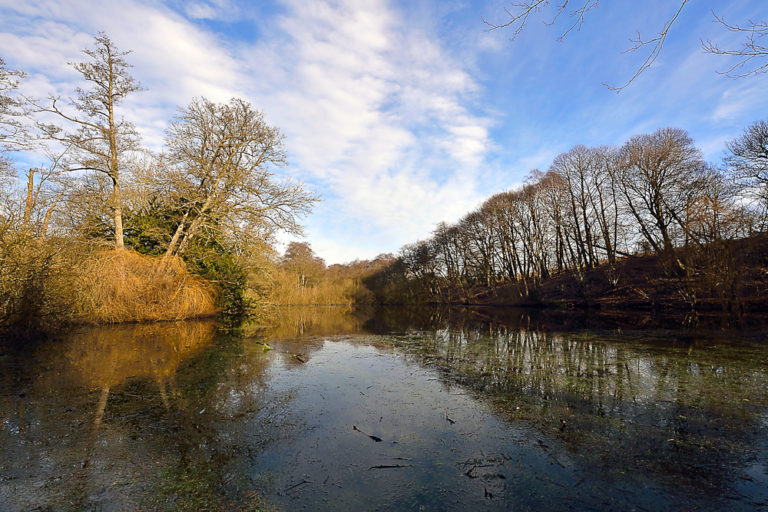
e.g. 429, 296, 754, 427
550, 146, 600, 268
725, 119, 768, 185
365, 121, 767, 306
161, 97, 318, 261
21, 150, 69, 237
281, 241, 326, 288
485, 2, 766, 90
724, 118, 768, 228
685, 164, 747, 244
0, 58, 27, 204
617, 128, 704, 254
0, 57, 28, 151
34, 33, 141, 249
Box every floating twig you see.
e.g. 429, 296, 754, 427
369, 464, 414, 470
281, 479, 310, 493
353, 425, 382, 442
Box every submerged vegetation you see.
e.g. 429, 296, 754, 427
2, 307, 765, 510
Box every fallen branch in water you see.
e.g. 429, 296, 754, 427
369, 464, 414, 470
281, 479, 310, 494
353, 425, 382, 442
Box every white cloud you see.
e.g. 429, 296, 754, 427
0, 0, 243, 149
0, 0, 493, 263
711, 80, 767, 123
239, 0, 492, 261
181, 1, 238, 20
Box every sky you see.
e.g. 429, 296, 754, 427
1, 0, 766, 263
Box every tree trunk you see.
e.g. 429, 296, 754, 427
112, 180, 124, 249
23, 169, 34, 231
162, 210, 190, 262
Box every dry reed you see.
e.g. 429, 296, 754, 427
74, 249, 218, 323
264, 267, 369, 305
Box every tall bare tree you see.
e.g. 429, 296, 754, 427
725, 118, 768, 228
617, 128, 704, 254
161, 97, 317, 261
726, 119, 768, 185
34, 33, 141, 249
550, 146, 600, 268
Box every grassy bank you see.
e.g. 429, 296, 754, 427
0, 242, 218, 336
74, 249, 218, 324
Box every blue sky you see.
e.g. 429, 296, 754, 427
1, 0, 766, 263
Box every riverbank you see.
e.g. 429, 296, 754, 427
0, 245, 219, 338
451, 234, 768, 315
5, 233, 766, 339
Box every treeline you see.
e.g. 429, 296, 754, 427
0, 33, 316, 333
262, 242, 391, 305
364, 124, 768, 308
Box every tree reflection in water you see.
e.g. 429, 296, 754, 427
391, 324, 767, 495
0, 320, 278, 511
0, 307, 766, 511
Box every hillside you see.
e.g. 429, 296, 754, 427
471, 234, 768, 314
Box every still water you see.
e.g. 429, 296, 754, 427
1, 307, 767, 511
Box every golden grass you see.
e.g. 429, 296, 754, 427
0, 229, 82, 332
74, 249, 218, 324
263, 267, 371, 305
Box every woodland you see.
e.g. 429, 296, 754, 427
2, 32, 768, 336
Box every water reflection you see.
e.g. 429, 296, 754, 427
239, 305, 372, 339
0, 320, 277, 511
0, 307, 766, 511
64, 321, 217, 420
392, 327, 768, 496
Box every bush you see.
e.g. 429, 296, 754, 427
0, 228, 80, 336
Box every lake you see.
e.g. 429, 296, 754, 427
1, 306, 766, 511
